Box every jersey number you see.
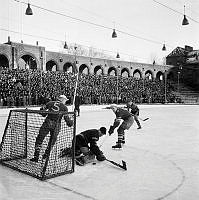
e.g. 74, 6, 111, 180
52, 102, 60, 112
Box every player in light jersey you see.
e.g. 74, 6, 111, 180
108, 105, 134, 149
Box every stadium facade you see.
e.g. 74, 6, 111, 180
0, 39, 171, 81
0, 39, 198, 89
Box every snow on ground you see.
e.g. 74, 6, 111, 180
0, 105, 199, 200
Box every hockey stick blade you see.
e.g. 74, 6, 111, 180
106, 159, 127, 170
122, 160, 127, 170
143, 117, 149, 121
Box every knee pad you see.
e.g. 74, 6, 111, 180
80, 147, 89, 155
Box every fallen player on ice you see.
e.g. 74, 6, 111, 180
60, 127, 107, 166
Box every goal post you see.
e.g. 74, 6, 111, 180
0, 109, 76, 180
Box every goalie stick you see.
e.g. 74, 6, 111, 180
106, 159, 127, 170
60, 148, 127, 170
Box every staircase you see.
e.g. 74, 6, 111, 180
173, 83, 199, 104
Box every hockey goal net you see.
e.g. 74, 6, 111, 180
0, 109, 76, 180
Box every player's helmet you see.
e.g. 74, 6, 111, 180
100, 127, 106, 135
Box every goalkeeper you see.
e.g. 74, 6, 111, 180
108, 105, 134, 149
60, 127, 107, 166
30, 94, 73, 162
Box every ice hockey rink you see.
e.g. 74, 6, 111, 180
0, 104, 199, 200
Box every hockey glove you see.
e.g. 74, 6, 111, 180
96, 153, 106, 161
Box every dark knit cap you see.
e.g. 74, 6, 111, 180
100, 127, 106, 135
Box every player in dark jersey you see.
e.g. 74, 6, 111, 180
126, 101, 141, 129
108, 105, 134, 149
30, 95, 73, 162
60, 127, 107, 165
74, 93, 81, 117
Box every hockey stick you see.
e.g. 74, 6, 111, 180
138, 117, 149, 121
103, 106, 149, 122
106, 159, 127, 170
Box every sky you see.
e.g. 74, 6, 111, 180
0, 0, 199, 64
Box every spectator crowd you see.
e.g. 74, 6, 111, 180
0, 69, 179, 107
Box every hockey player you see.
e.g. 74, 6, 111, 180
30, 94, 73, 162
60, 127, 107, 166
74, 93, 81, 117
108, 105, 134, 149
126, 101, 141, 129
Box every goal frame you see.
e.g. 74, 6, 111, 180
0, 108, 76, 180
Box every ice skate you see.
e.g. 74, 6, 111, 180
30, 150, 39, 162
112, 142, 122, 149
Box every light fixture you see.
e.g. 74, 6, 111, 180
182, 5, 189, 25
112, 29, 117, 38
64, 41, 68, 49
116, 52, 120, 58
25, 3, 33, 15
162, 44, 166, 51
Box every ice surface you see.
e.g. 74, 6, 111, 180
0, 105, 199, 200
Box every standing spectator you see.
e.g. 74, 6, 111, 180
74, 93, 81, 116
127, 100, 141, 129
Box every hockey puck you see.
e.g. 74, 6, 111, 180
92, 162, 96, 165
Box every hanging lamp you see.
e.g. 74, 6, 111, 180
25, 3, 33, 15
112, 29, 117, 38
64, 41, 68, 49
162, 44, 166, 51
116, 52, 120, 58
182, 5, 189, 25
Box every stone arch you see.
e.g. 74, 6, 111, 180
156, 71, 164, 81
145, 70, 153, 80
133, 69, 142, 79
108, 67, 117, 76
46, 60, 58, 71
19, 54, 37, 70
121, 68, 130, 77
63, 62, 76, 73
0, 54, 9, 69
94, 65, 104, 75
79, 64, 89, 75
